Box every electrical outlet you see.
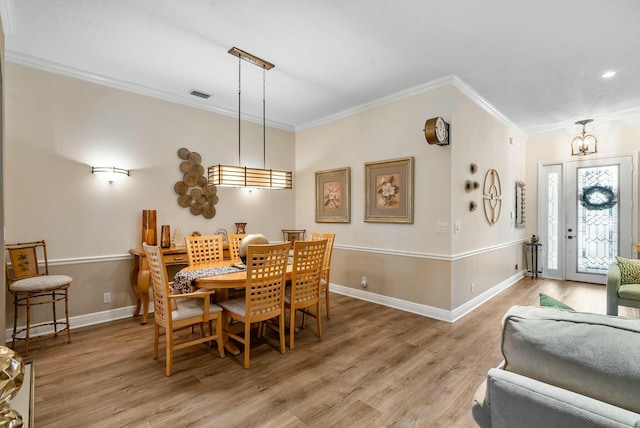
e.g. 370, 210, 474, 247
103, 292, 111, 304
471, 283, 475, 293
361, 276, 368, 288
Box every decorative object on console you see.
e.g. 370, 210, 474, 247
215, 228, 228, 244
208, 47, 292, 190
571, 119, 598, 156
364, 157, 414, 224
172, 228, 185, 248
174, 147, 218, 218
235, 222, 247, 234
160, 225, 171, 248
482, 168, 502, 225
141, 209, 157, 245
0, 346, 25, 427
423, 116, 449, 146
91, 166, 129, 184
515, 181, 526, 229
315, 167, 351, 223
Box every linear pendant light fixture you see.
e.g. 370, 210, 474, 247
208, 47, 292, 190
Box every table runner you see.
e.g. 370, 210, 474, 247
172, 257, 293, 294
172, 265, 245, 294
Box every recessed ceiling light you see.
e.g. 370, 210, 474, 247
601, 71, 616, 79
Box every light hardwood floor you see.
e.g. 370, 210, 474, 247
24, 277, 638, 427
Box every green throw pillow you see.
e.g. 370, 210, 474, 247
616, 256, 640, 284
539, 293, 574, 311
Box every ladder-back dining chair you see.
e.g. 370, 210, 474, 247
185, 234, 224, 266
218, 242, 290, 369
285, 239, 327, 349
309, 232, 335, 318
227, 233, 247, 263
5, 240, 72, 356
282, 229, 306, 248
143, 243, 225, 376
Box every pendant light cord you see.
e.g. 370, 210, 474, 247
263, 66, 266, 169
237, 55, 242, 166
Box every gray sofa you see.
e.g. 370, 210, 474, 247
472, 306, 640, 428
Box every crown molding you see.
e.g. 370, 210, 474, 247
296, 73, 527, 139
6, 50, 295, 132
450, 74, 527, 139
523, 107, 640, 139
296, 74, 456, 132
0, 0, 15, 35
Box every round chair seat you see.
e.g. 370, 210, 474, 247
9, 275, 73, 292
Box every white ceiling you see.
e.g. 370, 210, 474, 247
3, 0, 640, 136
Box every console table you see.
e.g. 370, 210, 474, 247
129, 245, 229, 324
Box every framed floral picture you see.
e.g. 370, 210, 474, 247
315, 167, 351, 223
365, 157, 414, 223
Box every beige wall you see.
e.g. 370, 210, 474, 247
295, 79, 526, 313
4, 63, 295, 328
0, 20, 6, 341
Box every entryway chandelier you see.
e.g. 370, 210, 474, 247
570, 119, 598, 156
208, 47, 292, 189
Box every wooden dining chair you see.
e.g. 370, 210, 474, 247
285, 239, 327, 349
5, 240, 72, 357
282, 229, 306, 248
309, 232, 335, 318
227, 233, 247, 263
218, 242, 290, 369
185, 234, 224, 266
143, 243, 225, 376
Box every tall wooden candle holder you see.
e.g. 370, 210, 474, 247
141, 210, 157, 245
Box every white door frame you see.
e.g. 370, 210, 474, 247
537, 153, 637, 282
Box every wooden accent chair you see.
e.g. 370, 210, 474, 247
5, 240, 72, 356
285, 239, 327, 349
218, 242, 290, 369
282, 229, 306, 248
185, 234, 224, 266
227, 233, 247, 263
143, 243, 225, 376
309, 232, 335, 318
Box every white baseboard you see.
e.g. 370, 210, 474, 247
330, 272, 523, 323
6, 273, 522, 341
5, 303, 155, 343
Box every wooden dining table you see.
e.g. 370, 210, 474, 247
175, 260, 293, 355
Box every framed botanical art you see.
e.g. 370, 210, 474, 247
315, 167, 351, 223
365, 157, 414, 223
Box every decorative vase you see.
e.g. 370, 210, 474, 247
235, 222, 247, 234
160, 225, 171, 248
141, 210, 157, 245
0, 346, 25, 427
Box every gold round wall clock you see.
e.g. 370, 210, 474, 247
423, 116, 450, 146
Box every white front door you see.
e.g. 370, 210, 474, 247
538, 155, 635, 284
